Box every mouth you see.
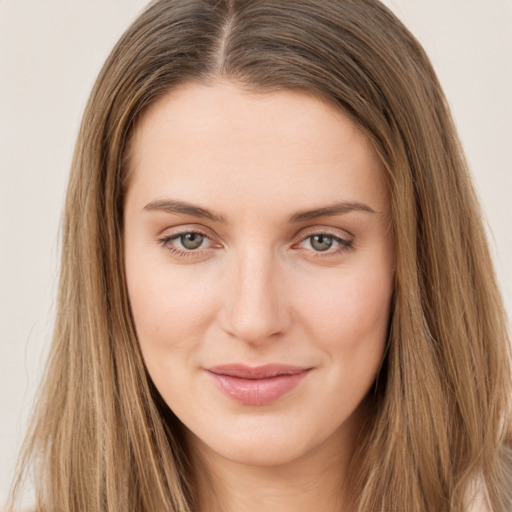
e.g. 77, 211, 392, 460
205, 364, 312, 405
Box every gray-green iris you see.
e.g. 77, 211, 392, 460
311, 234, 333, 251
181, 233, 204, 250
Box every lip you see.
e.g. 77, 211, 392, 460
205, 364, 312, 405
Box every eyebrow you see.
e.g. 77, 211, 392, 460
288, 200, 376, 222
143, 198, 375, 223
143, 199, 228, 223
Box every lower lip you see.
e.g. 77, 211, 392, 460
206, 370, 311, 406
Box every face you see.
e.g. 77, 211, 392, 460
124, 80, 394, 468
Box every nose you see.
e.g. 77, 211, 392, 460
220, 246, 291, 345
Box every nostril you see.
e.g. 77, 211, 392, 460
221, 292, 288, 344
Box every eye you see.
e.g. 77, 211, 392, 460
158, 229, 217, 257
309, 234, 335, 252
296, 230, 354, 256
177, 232, 206, 250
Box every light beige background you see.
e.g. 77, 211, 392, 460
1, 0, 511, 505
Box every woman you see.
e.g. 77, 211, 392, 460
8, 0, 512, 511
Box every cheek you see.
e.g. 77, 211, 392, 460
299, 270, 391, 337
125, 251, 220, 357
293, 263, 393, 378
125, 260, 223, 408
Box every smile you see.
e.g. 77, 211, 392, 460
205, 364, 312, 405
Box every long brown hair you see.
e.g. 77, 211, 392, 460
8, 1, 512, 511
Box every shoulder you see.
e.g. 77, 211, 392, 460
467, 479, 493, 512
468, 502, 492, 512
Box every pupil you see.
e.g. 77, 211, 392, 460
311, 234, 332, 252
181, 233, 204, 250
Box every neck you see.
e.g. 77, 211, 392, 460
187, 407, 367, 512
196, 453, 353, 512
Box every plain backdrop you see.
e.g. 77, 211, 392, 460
1, 0, 511, 505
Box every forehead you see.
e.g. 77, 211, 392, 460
126, 80, 388, 217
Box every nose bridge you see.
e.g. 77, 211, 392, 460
222, 243, 289, 344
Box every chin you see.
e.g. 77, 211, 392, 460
186, 415, 345, 469
207, 438, 311, 468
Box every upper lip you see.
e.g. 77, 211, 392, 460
206, 364, 311, 379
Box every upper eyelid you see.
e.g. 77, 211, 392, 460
158, 225, 353, 241
160, 227, 351, 240
158, 224, 217, 239
293, 225, 354, 243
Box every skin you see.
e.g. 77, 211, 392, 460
124, 79, 395, 512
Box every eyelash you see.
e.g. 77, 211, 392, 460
299, 232, 354, 258
157, 229, 354, 259
157, 230, 213, 258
